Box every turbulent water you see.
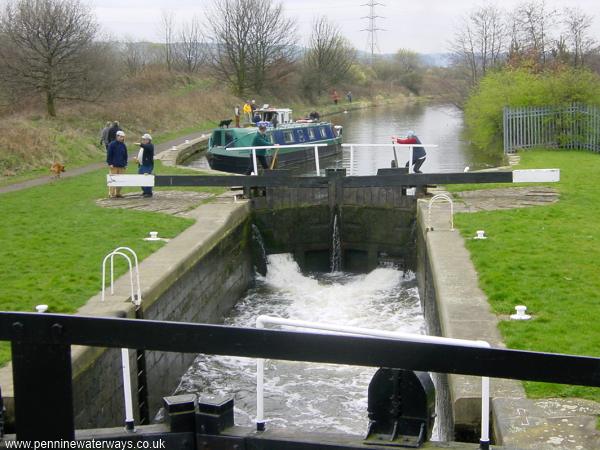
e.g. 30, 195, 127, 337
177, 253, 424, 435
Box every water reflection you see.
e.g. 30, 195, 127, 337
184, 103, 502, 174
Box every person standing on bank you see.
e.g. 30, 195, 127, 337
243, 101, 252, 122
245, 124, 271, 175
100, 121, 111, 149
107, 121, 122, 145
234, 105, 241, 128
396, 130, 426, 173
136, 133, 154, 197
107, 130, 128, 198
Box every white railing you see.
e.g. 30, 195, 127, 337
101, 247, 142, 307
341, 143, 439, 175
254, 315, 491, 448
100, 247, 143, 432
228, 144, 328, 176
428, 193, 455, 231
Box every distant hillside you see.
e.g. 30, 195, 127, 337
420, 53, 452, 67
355, 50, 452, 67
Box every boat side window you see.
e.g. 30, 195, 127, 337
320, 127, 328, 138
273, 131, 284, 145
284, 131, 295, 144
211, 130, 223, 146
297, 129, 306, 142
225, 131, 235, 145
308, 128, 316, 140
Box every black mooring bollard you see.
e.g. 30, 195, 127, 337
164, 394, 197, 433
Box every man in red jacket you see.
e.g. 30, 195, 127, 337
396, 130, 426, 173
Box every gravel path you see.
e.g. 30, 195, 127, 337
0, 129, 210, 195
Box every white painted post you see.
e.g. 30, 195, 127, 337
256, 320, 265, 431
252, 148, 258, 176
480, 376, 490, 449
110, 255, 115, 294
121, 348, 135, 431
408, 146, 414, 174
349, 145, 354, 176
314, 145, 320, 176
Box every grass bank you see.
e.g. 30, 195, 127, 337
452, 149, 600, 402
0, 68, 410, 184
0, 161, 224, 364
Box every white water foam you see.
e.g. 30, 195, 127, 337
178, 253, 424, 435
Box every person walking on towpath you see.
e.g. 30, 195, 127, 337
100, 121, 111, 150
245, 124, 272, 175
107, 121, 122, 145
107, 130, 128, 198
331, 90, 340, 105
135, 133, 154, 198
396, 130, 426, 173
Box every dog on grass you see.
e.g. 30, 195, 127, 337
50, 162, 65, 179
218, 119, 233, 128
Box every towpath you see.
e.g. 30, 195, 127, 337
0, 129, 210, 195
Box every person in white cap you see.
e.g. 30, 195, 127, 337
137, 133, 154, 197
106, 130, 128, 198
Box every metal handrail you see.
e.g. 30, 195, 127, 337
100, 247, 143, 432
4, 312, 599, 441
112, 247, 142, 305
227, 144, 328, 176
254, 315, 491, 448
341, 143, 439, 175
101, 251, 135, 304
428, 193, 455, 231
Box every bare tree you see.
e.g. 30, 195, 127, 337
122, 37, 146, 75
450, 3, 506, 87
510, 0, 557, 66
206, 0, 297, 95
174, 17, 206, 74
394, 49, 425, 95
561, 7, 596, 68
161, 9, 176, 72
0, 0, 102, 116
302, 17, 355, 96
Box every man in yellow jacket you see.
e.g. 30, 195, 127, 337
243, 101, 252, 122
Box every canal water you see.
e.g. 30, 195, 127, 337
176, 102, 476, 439
177, 254, 425, 436
184, 102, 502, 174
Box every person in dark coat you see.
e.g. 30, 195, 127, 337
107, 130, 128, 198
136, 133, 154, 197
245, 124, 271, 175
396, 130, 426, 173
107, 121, 122, 144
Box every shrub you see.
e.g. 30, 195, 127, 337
465, 67, 600, 150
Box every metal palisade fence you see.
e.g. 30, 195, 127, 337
503, 103, 600, 154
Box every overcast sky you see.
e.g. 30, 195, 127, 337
87, 0, 600, 54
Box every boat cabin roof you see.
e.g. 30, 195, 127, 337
255, 106, 292, 114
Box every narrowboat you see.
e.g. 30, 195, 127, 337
206, 107, 343, 174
